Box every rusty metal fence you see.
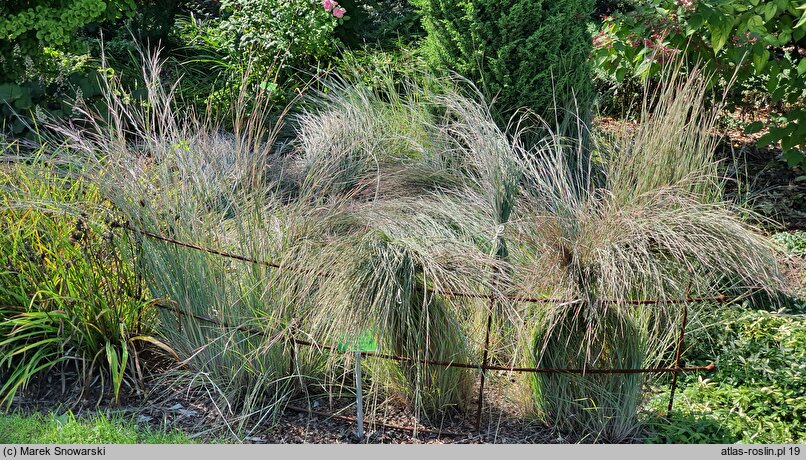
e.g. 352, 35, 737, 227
115, 222, 727, 435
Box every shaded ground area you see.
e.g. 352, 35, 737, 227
5, 373, 577, 444
720, 142, 805, 232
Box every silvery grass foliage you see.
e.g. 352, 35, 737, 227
49, 48, 788, 439
512, 69, 788, 440
285, 73, 514, 417
48, 50, 311, 438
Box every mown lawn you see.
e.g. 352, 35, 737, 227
0, 412, 196, 444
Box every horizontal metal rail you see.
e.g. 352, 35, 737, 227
154, 302, 716, 376
116, 220, 725, 430
121, 222, 734, 306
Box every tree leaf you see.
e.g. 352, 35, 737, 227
795, 10, 806, 29
753, 49, 770, 72
709, 18, 733, 53
688, 14, 705, 32
757, 130, 782, 147
744, 121, 764, 134
782, 150, 805, 168
747, 14, 766, 33
0, 84, 23, 102
761, 3, 777, 22
615, 66, 627, 82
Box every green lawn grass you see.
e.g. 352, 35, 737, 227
0, 412, 196, 444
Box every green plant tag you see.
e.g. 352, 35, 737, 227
336, 330, 377, 353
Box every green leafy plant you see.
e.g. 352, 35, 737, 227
592, 0, 806, 168
0, 0, 134, 141
645, 306, 805, 443
0, 160, 168, 406
0, 0, 136, 82
218, 0, 349, 81
773, 230, 806, 256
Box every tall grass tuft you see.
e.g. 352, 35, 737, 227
47, 49, 307, 437
515, 69, 788, 440
285, 74, 501, 417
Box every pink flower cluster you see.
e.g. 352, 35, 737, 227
322, 0, 346, 18
676, 0, 695, 9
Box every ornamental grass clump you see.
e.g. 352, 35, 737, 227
42, 48, 789, 440
285, 74, 506, 417
514, 69, 787, 440
49, 51, 311, 437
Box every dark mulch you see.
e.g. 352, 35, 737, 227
6, 371, 572, 444
136, 372, 561, 444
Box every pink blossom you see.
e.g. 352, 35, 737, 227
322, 0, 335, 11
333, 6, 346, 18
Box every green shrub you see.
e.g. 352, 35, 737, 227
413, 0, 595, 126
336, 0, 424, 49
0, 0, 154, 140
127, 0, 186, 46
0, 0, 135, 83
218, 0, 349, 80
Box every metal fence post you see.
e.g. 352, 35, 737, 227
475, 295, 494, 433
667, 302, 689, 413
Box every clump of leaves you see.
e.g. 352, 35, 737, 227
0, 160, 168, 406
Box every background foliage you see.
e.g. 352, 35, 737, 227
592, 0, 806, 168
413, 0, 595, 126
645, 305, 805, 443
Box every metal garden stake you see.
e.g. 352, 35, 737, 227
355, 351, 364, 440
